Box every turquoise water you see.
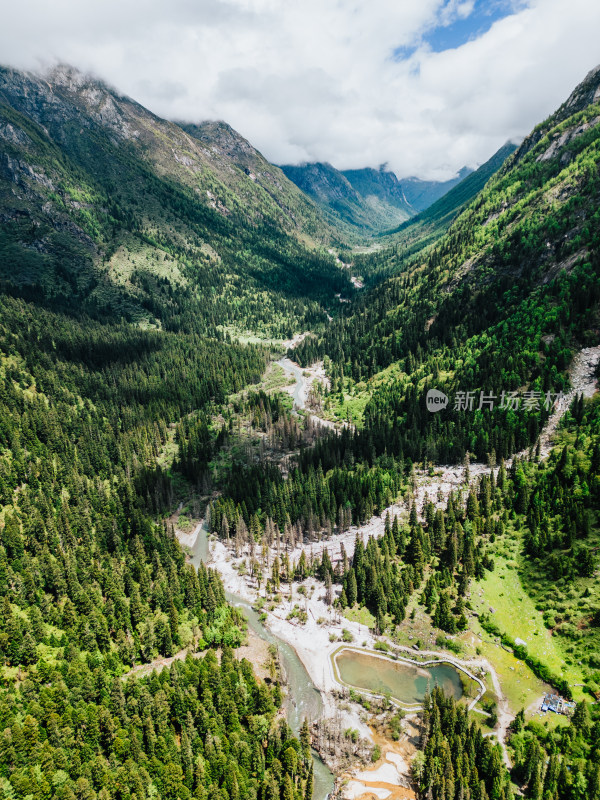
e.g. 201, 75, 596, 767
336, 649, 463, 704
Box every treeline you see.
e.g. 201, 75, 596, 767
204, 422, 408, 543
208, 459, 496, 640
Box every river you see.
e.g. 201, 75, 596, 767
277, 356, 310, 410
190, 522, 335, 799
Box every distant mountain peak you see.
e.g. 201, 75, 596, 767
396, 167, 473, 213
279, 161, 414, 234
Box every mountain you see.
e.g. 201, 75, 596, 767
278, 159, 497, 238
373, 141, 518, 267
205, 66, 600, 778
2, 54, 600, 800
294, 63, 600, 456
0, 63, 336, 800
279, 63, 600, 725
279, 161, 413, 234
341, 165, 414, 225
399, 166, 472, 212
342, 166, 412, 207
0, 64, 351, 336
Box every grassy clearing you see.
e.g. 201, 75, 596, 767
260, 362, 291, 392
472, 530, 589, 700
323, 361, 459, 428
343, 605, 376, 629
392, 597, 441, 652
518, 523, 600, 688
107, 235, 187, 287
325, 389, 369, 427
157, 424, 179, 469
474, 637, 549, 713
471, 557, 569, 675
220, 327, 288, 348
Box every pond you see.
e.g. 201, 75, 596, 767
335, 649, 464, 705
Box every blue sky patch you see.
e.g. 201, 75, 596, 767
394, 0, 519, 60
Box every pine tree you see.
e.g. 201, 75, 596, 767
19, 632, 37, 666
304, 763, 314, 799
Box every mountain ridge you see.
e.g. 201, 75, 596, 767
0, 63, 353, 336
397, 166, 472, 212
279, 160, 414, 234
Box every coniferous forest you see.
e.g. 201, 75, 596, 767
0, 54, 599, 800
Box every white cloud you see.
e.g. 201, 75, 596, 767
0, 0, 599, 178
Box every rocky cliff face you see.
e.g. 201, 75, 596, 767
511, 64, 600, 165
342, 166, 413, 210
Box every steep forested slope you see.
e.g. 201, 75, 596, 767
0, 65, 351, 337
2, 55, 600, 800
294, 64, 600, 463
191, 66, 600, 584
0, 64, 341, 800
0, 291, 324, 799
366, 142, 518, 279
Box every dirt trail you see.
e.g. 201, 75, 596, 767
386, 641, 511, 767
482, 656, 513, 769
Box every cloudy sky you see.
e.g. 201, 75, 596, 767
2, 0, 599, 179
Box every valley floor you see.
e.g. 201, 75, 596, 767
174, 344, 600, 799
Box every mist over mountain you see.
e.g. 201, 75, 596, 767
0, 63, 353, 333
398, 167, 472, 212
1, 53, 600, 800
